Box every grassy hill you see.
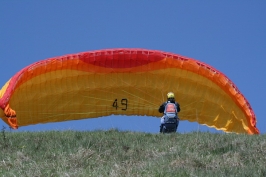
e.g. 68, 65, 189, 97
0, 128, 265, 177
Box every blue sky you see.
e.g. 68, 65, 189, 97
1, 1, 265, 134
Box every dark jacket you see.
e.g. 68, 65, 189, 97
158, 99, 181, 114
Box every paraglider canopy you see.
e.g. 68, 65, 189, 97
0, 48, 259, 134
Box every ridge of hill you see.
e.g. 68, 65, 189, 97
0, 129, 265, 176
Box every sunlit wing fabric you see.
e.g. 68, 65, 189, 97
0, 48, 259, 134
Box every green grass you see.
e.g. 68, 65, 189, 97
0, 128, 266, 177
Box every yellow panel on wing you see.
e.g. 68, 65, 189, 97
0, 80, 10, 99
9, 66, 249, 134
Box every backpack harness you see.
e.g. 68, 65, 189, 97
163, 102, 179, 123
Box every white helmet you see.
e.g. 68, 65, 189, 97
167, 92, 175, 99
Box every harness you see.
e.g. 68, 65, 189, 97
163, 102, 178, 123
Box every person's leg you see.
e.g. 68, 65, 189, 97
160, 117, 165, 132
175, 117, 179, 131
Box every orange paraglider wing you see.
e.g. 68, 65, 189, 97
0, 48, 259, 134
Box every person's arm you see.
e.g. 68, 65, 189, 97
175, 102, 181, 112
158, 103, 166, 113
